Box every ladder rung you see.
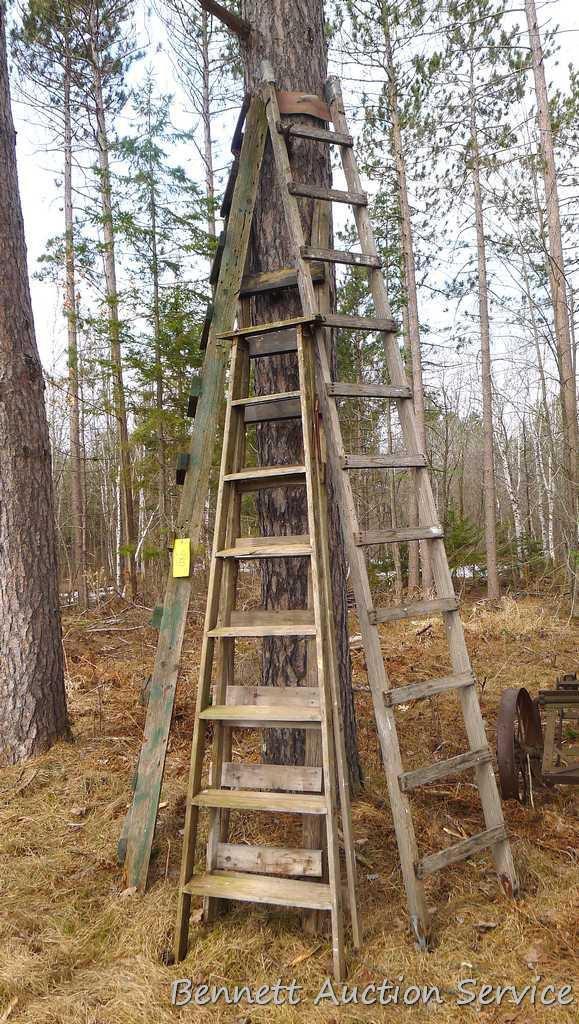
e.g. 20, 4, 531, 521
399, 746, 492, 793
370, 597, 459, 624
240, 263, 324, 297
277, 121, 353, 146
208, 610, 316, 638
301, 245, 380, 268
384, 671, 474, 707
182, 871, 332, 910
222, 762, 322, 792
415, 825, 508, 879
215, 842, 322, 876
327, 382, 411, 399
355, 526, 443, 545
323, 314, 398, 333
217, 314, 321, 340
232, 391, 302, 424
247, 329, 298, 358
288, 182, 367, 205
200, 705, 321, 727
225, 685, 320, 708
216, 536, 311, 559
224, 465, 306, 490
192, 788, 327, 814
342, 454, 427, 470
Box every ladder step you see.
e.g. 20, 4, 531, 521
323, 314, 398, 333
370, 597, 459, 624
182, 870, 332, 910
240, 263, 324, 298
215, 842, 322, 876
399, 746, 492, 793
288, 182, 367, 205
192, 788, 327, 815
225, 685, 320, 708
217, 314, 321, 340
200, 705, 321, 727
415, 825, 508, 879
301, 245, 380, 268
355, 526, 443, 545
247, 329, 298, 358
327, 381, 411, 399
342, 453, 427, 470
384, 671, 474, 707
217, 536, 312, 559
222, 762, 323, 792
208, 610, 316, 638
224, 465, 306, 491
232, 391, 301, 424
277, 121, 353, 146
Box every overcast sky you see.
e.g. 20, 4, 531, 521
11, 0, 579, 371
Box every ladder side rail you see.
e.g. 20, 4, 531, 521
326, 76, 518, 894
124, 96, 269, 893
175, 338, 247, 959
297, 325, 345, 980
262, 79, 431, 946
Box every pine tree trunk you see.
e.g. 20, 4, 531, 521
382, 6, 432, 592
241, 0, 362, 791
0, 4, 69, 763
63, 46, 87, 610
525, 0, 578, 605
470, 78, 500, 600
88, 16, 137, 600
201, 9, 216, 240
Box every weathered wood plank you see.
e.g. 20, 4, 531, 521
277, 90, 331, 121
217, 314, 321, 339
225, 685, 320, 707
247, 329, 298, 357
301, 245, 379, 267
124, 96, 269, 899
240, 263, 324, 296
399, 747, 492, 792
288, 182, 367, 205
183, 870, 332, 909
222, 763, 323, 792
324, 313, 397, 332
277, 122, 352, 145
370, 597, 459, 624
356, 526, 443, 545
224, 464, 306, 488
217, 535, 311, 558
215, 843, 323, 876
192, 788, 327, 814
415, 826, 507, 879
199, 704, 322, 727
384, 671, 474, 707
342, 453, 427, 469
327, 381, 411, 399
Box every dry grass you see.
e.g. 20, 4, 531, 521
1, 595, 577, 1023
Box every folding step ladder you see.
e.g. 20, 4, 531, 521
175, 322, 359, 980
253, 69, 519, 946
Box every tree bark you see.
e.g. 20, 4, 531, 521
382, 5, 433, 592
525, 0, 577, 595
63, 44, 87, 609
201, 8, 216, 240
470, 74, 500, 600
0, 3, 69, 763
88, 10, 137, 599
240, 0, 361, 790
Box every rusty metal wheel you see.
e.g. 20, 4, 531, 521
497, 688, 543, 803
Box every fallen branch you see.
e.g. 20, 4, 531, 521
196, 0, 251, 39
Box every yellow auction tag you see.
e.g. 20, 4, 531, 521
172, 538, 191, 578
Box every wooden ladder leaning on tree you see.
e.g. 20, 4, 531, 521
122, 72, 519, 961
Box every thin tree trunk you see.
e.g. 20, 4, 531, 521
89, 15, 137, 599
63, 45, 87, 610
201, 8, 216, 240
470, 72, 500, 600
241, 0, 361, 790
0, 4, 69, 762
382, 5, 432, 591
525, 0, 578, 602
147, 106, 167, 531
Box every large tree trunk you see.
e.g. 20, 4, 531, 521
63, 45, 88, 610
525, 0, 578, 607
470, 76, 500, 600
241, 0, 362, 791
89, 15, 137, 600
382, 5, 433, 592
0, 3, 68, 763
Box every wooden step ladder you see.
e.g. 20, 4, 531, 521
252, 67, 519, 947
175, 321, 359, 980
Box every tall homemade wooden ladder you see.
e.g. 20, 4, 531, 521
251, 70, 519, 946
175, 317, 360, 979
